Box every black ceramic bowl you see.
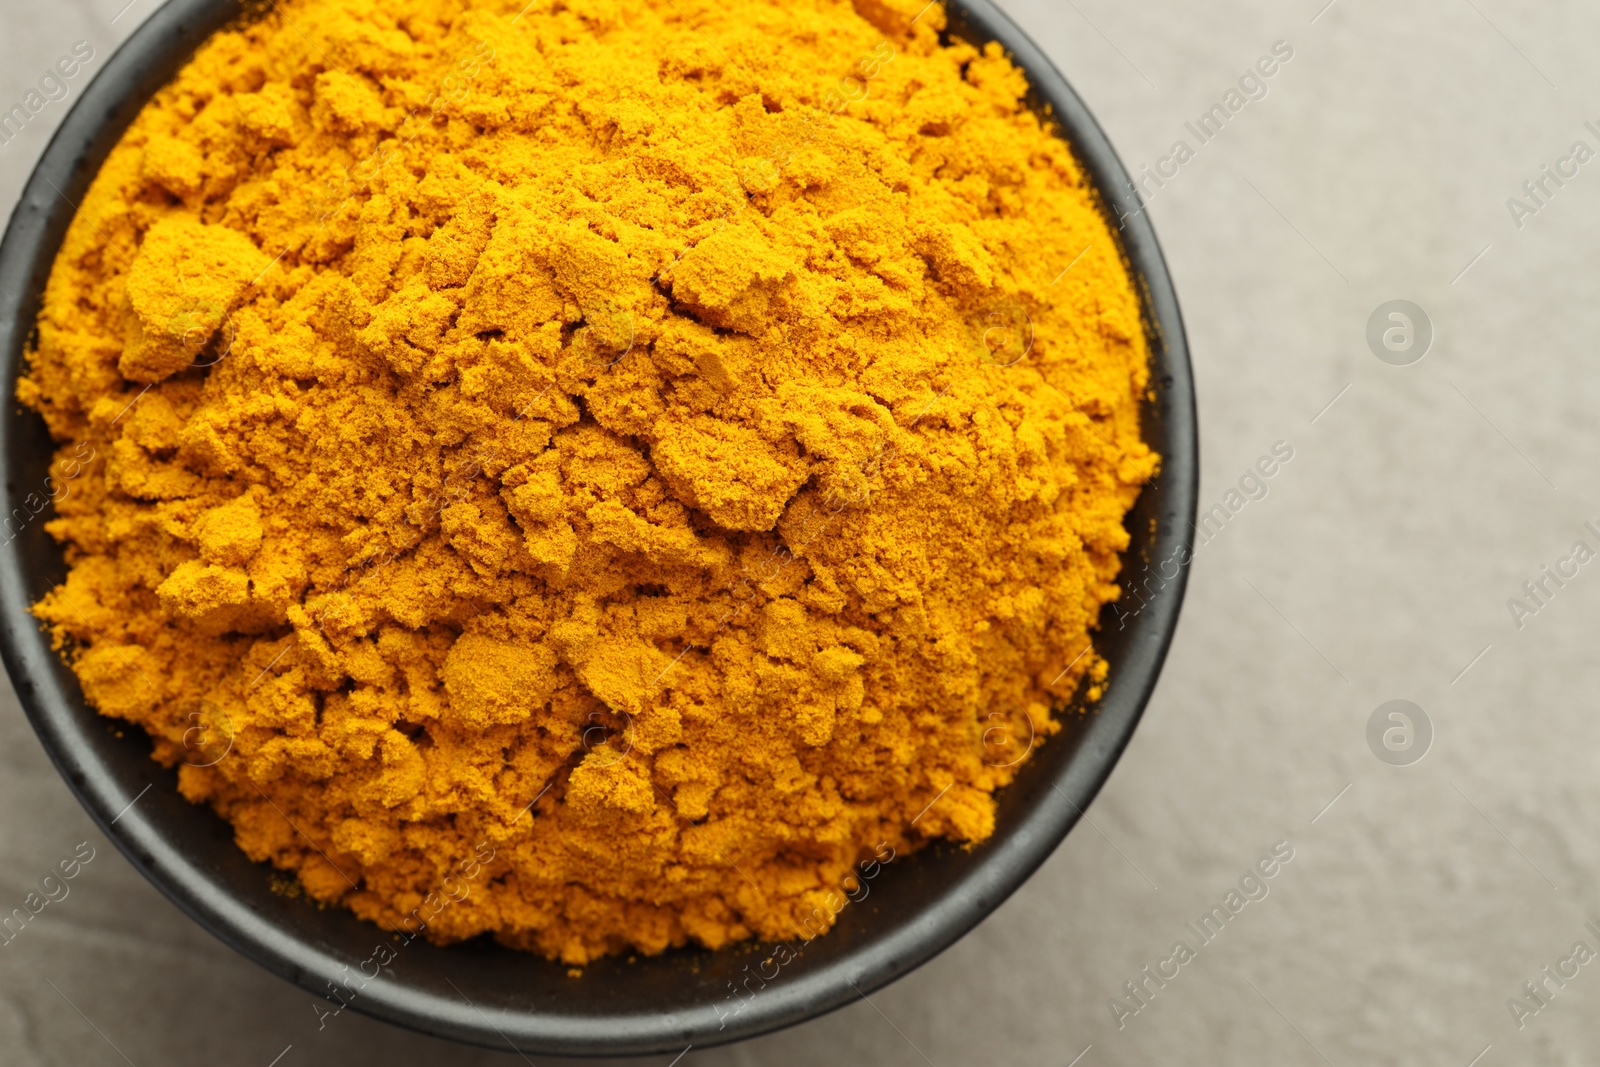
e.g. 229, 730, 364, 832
0, 0, 1195, 1055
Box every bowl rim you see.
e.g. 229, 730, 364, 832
0, 0, 1197, 1055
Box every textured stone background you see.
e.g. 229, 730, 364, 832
2, 0, 1596, 1063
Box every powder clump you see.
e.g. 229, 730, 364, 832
24, 0, 1156, 963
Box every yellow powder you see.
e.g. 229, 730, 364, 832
22, 0, 1156, 963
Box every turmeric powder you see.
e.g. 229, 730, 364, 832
21, 0, 1157, 963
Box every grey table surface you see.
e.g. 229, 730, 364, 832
2, 0, 1596, 1063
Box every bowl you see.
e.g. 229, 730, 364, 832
0, 0, 1196, 1055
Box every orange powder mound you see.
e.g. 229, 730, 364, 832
20, 0, 1156, 962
